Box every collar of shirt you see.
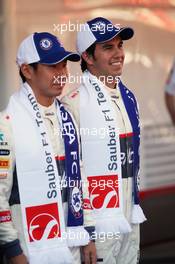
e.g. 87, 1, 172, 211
38, 100, 63, 132
38, 101, 56, 118
105, 82, 120, 100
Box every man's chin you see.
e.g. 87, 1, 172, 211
57, 87, 65, 97
114, 71, 122, 77
52, 83, 64, 90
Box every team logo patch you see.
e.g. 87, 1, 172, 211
0, 133, 8, 146
0, 149, 10, 156
0, 172, 8, 179
0, 159, 10, 169
93, 21, 106, 32
70, 186, 82, 218
40, 38, 53, 50
83, 198, 92, 210
26, 203, 61, 242
0, 133, 4, 141
88, 175, 119, 209
0, 211, 11, 223
0, 142, 8, 146
70, 91, 79, 98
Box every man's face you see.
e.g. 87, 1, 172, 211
28, 60, 68, 106
89, 36, 125, 86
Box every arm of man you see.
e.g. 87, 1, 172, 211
8, 254, 28, 264
82, 241, 96, 264
164, 60, 175, 125
0, 112, 27, 264
165, 92, 175, 125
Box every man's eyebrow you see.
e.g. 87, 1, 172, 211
101, 43, 113, 47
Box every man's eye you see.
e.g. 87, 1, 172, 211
103, 45, 112, 50
50, 64, 57, 68
119, 42, 123, 48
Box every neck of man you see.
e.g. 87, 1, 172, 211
36, 97, 55, 107
88, 70, 117, 89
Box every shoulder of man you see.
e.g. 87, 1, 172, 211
119, 80, 140, 116
60, 88, 80, 109
61, 87, 80, 105
119, 80, 137, 101
0, 110, 23, 258
0, 110, 11, 130
61, 88, 81, 124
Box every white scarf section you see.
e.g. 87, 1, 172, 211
80, 71, 131, 235
7, 83, 78, 264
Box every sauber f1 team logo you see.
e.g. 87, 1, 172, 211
26, 203, 61, 242
88, 175, 119, 209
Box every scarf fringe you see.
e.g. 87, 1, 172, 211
131, 204, 147, 224
29, 247, 73, 264
95, 215, 132, 234
66, 226, 89, 247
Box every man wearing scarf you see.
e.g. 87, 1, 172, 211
62, 17, 146, 264
0, 32, 96, 264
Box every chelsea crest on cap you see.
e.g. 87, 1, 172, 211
76, 17, 134, 55
16, 32, 80, 66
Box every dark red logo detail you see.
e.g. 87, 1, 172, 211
26, 203, 61, 242
88, 175, 119, 209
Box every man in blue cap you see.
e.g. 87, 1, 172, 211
0, 32, 96, 264
62, 17, 146, 264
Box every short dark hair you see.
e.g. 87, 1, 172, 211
19, 63, 38, 83
81, 43, 96, 72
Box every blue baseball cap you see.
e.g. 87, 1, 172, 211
17, 32, 80, 66
76, 17, 134, 55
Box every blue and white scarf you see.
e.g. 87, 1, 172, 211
58, 101, 89, 245
80, 71, 132, 235
80, 71, 146, 236
119, 80, 146, 223
7, 83, 89, 264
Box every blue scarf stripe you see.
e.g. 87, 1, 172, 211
119, 81, 140, 204
58, 101, 84, 226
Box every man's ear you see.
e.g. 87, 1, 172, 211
81, 51, 94, 66
20, 64, 33, 80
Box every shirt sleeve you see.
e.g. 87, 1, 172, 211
0, 112, 23, 258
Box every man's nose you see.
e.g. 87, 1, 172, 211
113, 46, 122, 55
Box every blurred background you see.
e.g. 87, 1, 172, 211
0, 0, 175, 263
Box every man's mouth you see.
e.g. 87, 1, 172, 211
111, 60, 123, 66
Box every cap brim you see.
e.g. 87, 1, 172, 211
39, 51, 80, 65
118, 27, 134, 40
97, 27, 134, 44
